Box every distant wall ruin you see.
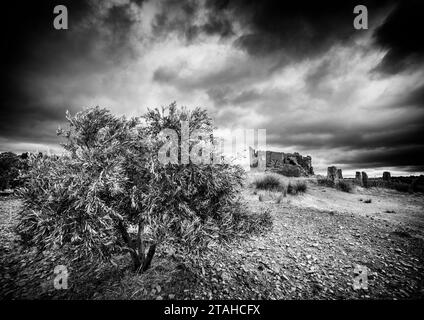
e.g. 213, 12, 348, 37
327, 166, 343, 182
355, 171, 362, 186
249, 147, 314, 176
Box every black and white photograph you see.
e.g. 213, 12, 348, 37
0, 0, 423, 309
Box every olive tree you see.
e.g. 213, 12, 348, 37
17, 104, 269, 273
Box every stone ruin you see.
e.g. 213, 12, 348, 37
355, 171, 390, 187
361, 171, 368, 187
249, 148, 266, 171
355, 171, 362, 185
327, 166, 337, 181
336, 168, 343, 180
383, 171, 391, 181
249, 147, 314, 176
353, 171, 369, 187
327, 166, 343, 182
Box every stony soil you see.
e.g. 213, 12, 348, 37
1, 180, 423, 300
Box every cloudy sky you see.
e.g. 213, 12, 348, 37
1, 0, 424, 176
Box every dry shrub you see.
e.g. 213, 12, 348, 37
254, 175, 283, 191
391, 182, 411, 193
336, 180, 354, 193
317, 178, 334, 187
287, 180, 307, 195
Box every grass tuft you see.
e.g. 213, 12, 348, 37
287, 181, 307, 195
254, 175, 282, 191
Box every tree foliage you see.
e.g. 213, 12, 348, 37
17, 104, 268, 272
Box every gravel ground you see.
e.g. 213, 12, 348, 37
1, 184, 424, 300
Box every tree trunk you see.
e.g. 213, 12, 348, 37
117, 220, 156, 273
142, 243, 156, 272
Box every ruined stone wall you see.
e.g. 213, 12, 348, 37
327, 166, 343, 182
249, 148, 314, 176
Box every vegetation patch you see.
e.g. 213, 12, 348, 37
253, 175, 283, 191
287, 181, 307, 195
14, 104, 272, 280
336, 180, 354, 193
317, 178, 335, 188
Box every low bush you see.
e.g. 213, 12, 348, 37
336, 180, 354, 193
0, 152, 26, 190
390, 182, 411, 193
317, 178, 334, 187
287, 180, 307, 195
254, 175, 282, 191
318, 178, 354, 193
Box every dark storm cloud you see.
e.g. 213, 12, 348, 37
259, 93, 424, 173
151, 0, 392, 60
263, 105, 424, 148
210, 0, 423, 76
152, 0, 200, 41
373, 0, 424, 74
151, 0, 234, 42
1, 0, 423, 174
0, 0, 87, 144
151, 0, 423, 75
0, 0, 144, 150
230, 0, 366, 59
335, 145, 424, 170
400, 84, 424, 107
